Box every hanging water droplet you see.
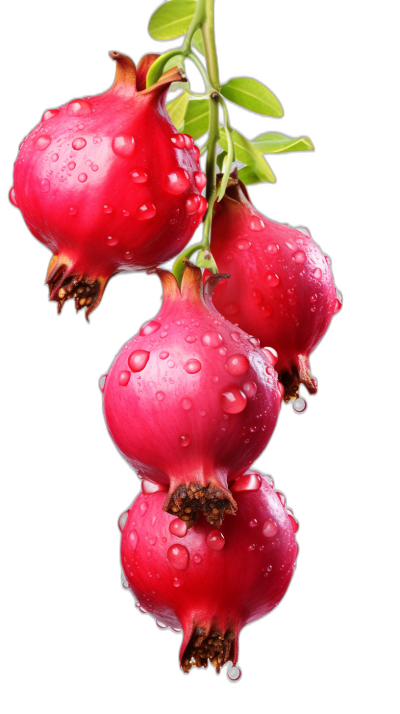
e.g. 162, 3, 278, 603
262, 347, 278, 366
334, 288, 343, 313
99, 375, 107, 391
9, 187, 18, 207
293, 397, 307, 413
185, 194, 201, 215
42, 109, 60, 121
231, 473, 261, 492
118, 511, 129, 532
227, 665, 242, 681
194, 171, 207, 190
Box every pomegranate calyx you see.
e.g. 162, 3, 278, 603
181, 625, 236, 673
108, 51, 137, 95
163, 480, 237, 528
46, 255, 108, 320
139, 65, 187, 97
280, 355, 317, 401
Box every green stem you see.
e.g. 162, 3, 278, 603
182, 0, 206, 53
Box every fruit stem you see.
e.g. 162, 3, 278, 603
182, 0, 207, 54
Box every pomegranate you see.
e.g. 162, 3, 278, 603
209, 176, 341, 400
10, 52, 206, 318
120, 471, 298, 673
102, 263, 282, 526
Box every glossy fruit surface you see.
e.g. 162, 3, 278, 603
103, 264, 282, 526
120, 471, 298, 673
209, 177, 341, 399
11, 52, 205, 317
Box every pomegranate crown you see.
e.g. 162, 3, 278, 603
108, 50, 186, 99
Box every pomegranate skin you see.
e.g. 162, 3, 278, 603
103, 264, 282, 526
120, 472, 298, 673
209, 178, 340, 400
11, 52, 204, 318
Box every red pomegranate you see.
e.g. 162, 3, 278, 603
209, 176, 341, 400
10, 52, 206, 317
120, 471, 298, 674
102, 264, 282, 526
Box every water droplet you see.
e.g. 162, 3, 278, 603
119, 370, 130, 386
112, 134, 135, 157
260, 305, 273, 319
78, 172, 87, 183
206, 530, 225, 551
242, 381, 257, 398
265, 272, 280, 288
249, 519, 258, 528
137, 203, 156, 220
185, 335, 197, 343
171, 134, 185, 149
91, 164, 99, 172
39, 178, 50, 192
180, 434, 190, 447
166, 168, 190, 195
310, 293, 318, 303
167, 360, 175, 368
155, 391, 166, 401
313, 268, 322, 280
210, 376, 218, 384
159, 351, 169, 360
334, 289, 343, 313
183, 133, 194, 149
85, 160, 92, 167
184, 359, 202, 374
128, 529, 139, 551
193, 145, 200, 162
140, 321, 160, 336
167, 544, 189, 571
194, 171, 207, 190
266, 243, 279, 254
128, 350, 150, 372
181, 398, 192, 410
227, 665, 242, 681
92, 135, 102, 144
219, 347, 227, 356
106, 236, 118, 247
231, 473, 261, 492
249, 215, 265, 231
226, 354, 249, 377
288, 297, 297, 306
285, 241, 296, 251
42, 109, 60, 121
157, 621, 168, 629
200, 410, 206, 417
67, 99, 92, 116
201, 331, 223, 348
173, 578, 182, 587
230, 332, 242, 343
9, 187, 18, 207
51, 153, 59, 162
293, 250, 306, 264
68, 161, 76, 171
129, 168, 148, 183
169, 519, 188, 538
236, 239, 251, 251
221, 387, 247, 414
36, 135, 51, 151
118, 511, 129, 532
262, 347, 278, 366
223, 302, 240, 316
185, 194, 201, 215
287, 510, 299, 533
293, 397, 307, 413
72, 137, 87, 151
99, 375, 107, 391
262, 520, 278, 537
248, 544, 256, 552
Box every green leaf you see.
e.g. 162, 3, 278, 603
216, 151, 227, 171
196, 249, 218, 273
237, 166, 263, 185
218, 127, 276, 183
220, 77, 283, 117
166, 92, 189, 128
192, 28, 205, 55
146, 50, 183, 87
163, 54, 185, 72
252, 132, 314, 153
149, 1, 197, 40
182, 99, 209, 139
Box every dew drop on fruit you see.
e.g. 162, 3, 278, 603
91, 164, 99, 172
277, 382, 285, 399
181, 398, 192, 410
167, 360, 175, 368
219, 347, 227, 356
157, 621, 168, 629
67, 99, 92, 116
221, 387, 247, 414
285, 241, 296, 250
230, 332, 242, 343
262, 347, 278, 366
140, 321, 160, 336
249, 519, 258, 528
184, 359, 202, 374
185, 335, 197, 343
334, 289, 343, 313
51, 153, 59, 162
236, 239, 251, 250
39, 178, 50, 192
99, 375, 107, 391
231, 473, 261, 492
180, 434, 191, 447
223, 303, 240, 316
242, 381, 257, 398
42, 109, 60, 121
78, 173, 87, 183
226, 354, 249, 376
166, 168, 190, 195
293, 397, 307, 413
262, 520, 278, 537
159, 351, 169, 360
266, 243, 279, 254
227, 666, 242, 681
193, 145, 200, 162
128, 529, 139, 551
129, 169, 148, 183
194, 171, 207, 190
142, 480, 168, 494
118, 511, 129, 532
313, 268, 322, 280
119, 370, 130, 386
128, 350, 150, 373
265, 272, 280, 288
36, 135, 51, 151
137, 203, 156, 220
171, 134, 185, 149
201, 330, 223, 348
293, 250, 306, 264
206, 530, 225, 551
112, 134, 135, 157
249, 215, 265, 231
194, 554, 202, 564
68, 161, 76, 170
169, 519, 188, 538
183, 134, 194, 149
155, 391, 166, 401
167, 544, 189, 571
9, 187, 18, 207
186, 194, 201, 215
248, 544, 256, 552
72, 137, 87, 151
122, 210, 130, 217
248, 336, 260, 347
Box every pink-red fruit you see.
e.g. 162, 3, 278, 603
209, 177, 341, 400
120, 471, 298, 673
102, 264, 282, 526
11, 52, 206, 318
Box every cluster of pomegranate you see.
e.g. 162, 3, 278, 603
10, 47, 341, 679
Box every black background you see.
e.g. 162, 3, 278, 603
2, 0, 359, 700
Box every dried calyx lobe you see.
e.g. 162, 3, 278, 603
11, 52, 206, 318
103, 264, 282, 527
209, 174, 341, 400
120, 471, 299, 673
